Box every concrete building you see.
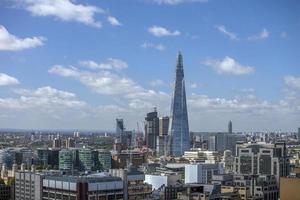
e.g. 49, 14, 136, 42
42, 174, 124, 200
52, 138, 61, 148
169, 52, 190, 156
15, 171, 44, 200
159, 116, 169, 136
234, 142, 290, 181
144, 108, 159, 150
183, 149, 220, 163
65, 137, 75, 148
110, 167, 152, 200
185, 162, 224, 184
280, 177, 300, 200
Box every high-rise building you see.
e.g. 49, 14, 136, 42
98, 150, 112, 171
52, 138, 61, 148
116, 118, 124, 136
168, 51, 190, 156
144, 108, 159, 150
59, 149, 74, 171
65, 137, 75, 148
159, 116, 169, 136
79, 148, 93, 171
228, 120, 232, 134
298, 127, 300, 141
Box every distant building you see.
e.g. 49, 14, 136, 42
298, 127, 300, 141
79, 148, 93, 171
59, 149, 74, 171
228, 120, 232, 134
98, 150, 112, 171
159, 116, 169, 136
36, 148, 60, 169
168, 52, 190, 156
111, 150, 146, 169
65, 137, 75, 148
223, 150, 234, 173
52, 138, 61, 148
185, 162, 224, 184
156, 135, 171, 157
144, 108, 159, 150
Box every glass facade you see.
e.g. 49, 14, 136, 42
169, 52, 190, 156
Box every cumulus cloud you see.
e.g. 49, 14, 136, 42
248, 28, 269, 41
284, 76, 300, 90
79, 58, 128, 70
0, 25, 45, 51
148, 26, 180, 37
215, 25, 239, 41
107, 16, 122, 26
0, 86, 85, 110
16, 0, 104, 27
203, 56, 255, 75
0, 73, 20, 86
149, 0, 208, 5
142, 42, 166, 50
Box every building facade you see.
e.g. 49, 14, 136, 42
168, 52, 190, 156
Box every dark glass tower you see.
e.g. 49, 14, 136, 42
168, 51, 190, 156
228, 120, 232, 134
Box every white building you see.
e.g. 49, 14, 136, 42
185, 162, 224, 184
145, 172, 180, 190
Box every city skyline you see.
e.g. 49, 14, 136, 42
0, 0, 299, 132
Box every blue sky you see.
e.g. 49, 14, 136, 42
0, 0, 299, 132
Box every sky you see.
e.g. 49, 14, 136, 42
0, 0, 299, 132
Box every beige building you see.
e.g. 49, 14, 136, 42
280, 177, 300, 200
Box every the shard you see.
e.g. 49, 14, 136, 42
168, 51, 190, 156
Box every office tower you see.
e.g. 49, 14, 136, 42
228, 120, 232, 134
79, 148, 93, 171
98, 150, 112, 171
59, 149, 73, 171
116, 118, 124, 136
298, 127, 300, 141
159, 116, 169, 136
169, 51, 190, 156
144, 108, 159, 150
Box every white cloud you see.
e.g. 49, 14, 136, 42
141, 42, 166, 50
0, 73, 20, 86
0, 25, 45, 51
0, 86, 85, 110
150, 0, 208, 5
17, 0, 103, 28
107, 16, 122, 26
284, 76, 300, 90
149, 79, 166, 87
215, 25, 239, 41
248, 28, 269, 41
203, 56, 255, 75
148, 26, 180, 37
79, 58, 128, 70
189, 83, 197, 89
48, 65, 79, 77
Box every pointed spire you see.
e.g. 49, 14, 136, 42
176, 51, 183, 68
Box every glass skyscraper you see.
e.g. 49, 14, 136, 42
168, 51, 190, 156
